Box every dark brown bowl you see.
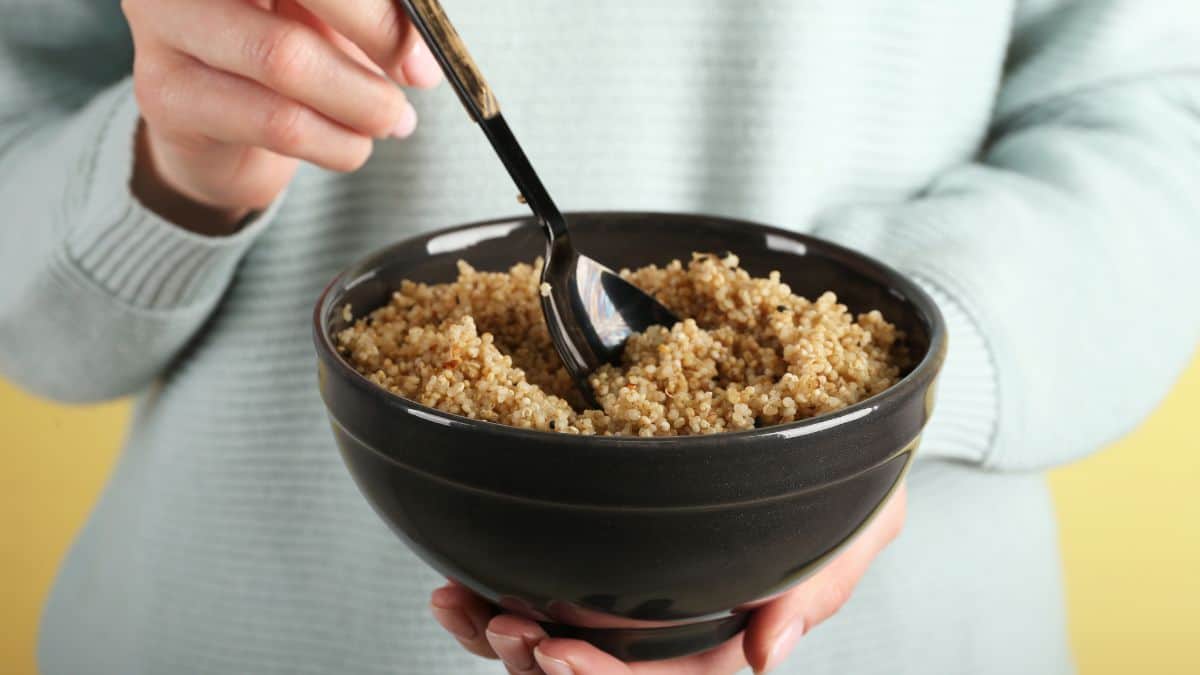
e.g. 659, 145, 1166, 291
313, 212, 946, 660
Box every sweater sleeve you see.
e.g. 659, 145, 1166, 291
814, 0, 1200, 472
0, 13, 281, 403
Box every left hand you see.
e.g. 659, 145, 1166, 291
429, 483, 907, 674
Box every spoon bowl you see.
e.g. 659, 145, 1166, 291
540, 235, 681, 404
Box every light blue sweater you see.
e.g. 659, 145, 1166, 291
2, 1, 1198, 673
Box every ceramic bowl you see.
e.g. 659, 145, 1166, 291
313, 212, 946, 660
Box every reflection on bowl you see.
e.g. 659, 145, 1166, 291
313, 212, 946, 660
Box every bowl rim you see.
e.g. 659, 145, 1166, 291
313, 210, 947, 448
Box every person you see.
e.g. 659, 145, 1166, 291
1, 0, 1197, 673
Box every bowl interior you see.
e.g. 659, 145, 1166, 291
323, 212, 933, 376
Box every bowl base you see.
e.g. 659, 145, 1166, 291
540, 613, 749, 661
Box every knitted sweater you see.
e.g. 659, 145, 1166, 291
2, 1, 1198, 673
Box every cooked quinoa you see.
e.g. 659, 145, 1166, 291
337, 253, 905, 436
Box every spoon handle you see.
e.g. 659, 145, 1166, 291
400, 0, 500, 122
397, 0, 567, 239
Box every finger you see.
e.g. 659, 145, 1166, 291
136, 52, 372, 175
293, 0, 444, 87
430, 584, 500, 660
155, 0, 413, 139
745, 484, 908, 673
533, 639, 631, 675
274, 0, 387, 78
533, 633, 745, 675
487, 615, 548, 674
399, 39, 445, 89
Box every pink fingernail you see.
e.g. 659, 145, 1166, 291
430, 605, 477, 640
402, 40, 445, 89
390, 102, 418, 139
758, 618, 804, 674
534, 647, 575, 675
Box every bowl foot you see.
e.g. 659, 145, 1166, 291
540, 613, 749, 661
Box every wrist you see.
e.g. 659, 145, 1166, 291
131, 120, 251, 236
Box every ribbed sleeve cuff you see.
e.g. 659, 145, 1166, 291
909, 280, 999, 465
813, 205, 1001, 467
63, 80, 281, 311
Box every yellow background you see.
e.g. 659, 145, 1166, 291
2, 355, 1198, 674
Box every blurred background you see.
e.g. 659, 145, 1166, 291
2, 353, 1198, 674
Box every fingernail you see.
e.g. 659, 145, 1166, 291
390, 102, 418, 139
488, 630, 534, 671
430, 605, 477, 640
758, 618, 804, 674
406, 35, 426, 58
534, 646, 574, 675
403, 41, 445, 88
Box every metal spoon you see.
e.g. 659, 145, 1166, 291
398, 0, 679, 405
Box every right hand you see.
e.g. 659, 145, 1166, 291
122, 0, 443, 227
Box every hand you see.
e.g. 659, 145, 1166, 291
121, 0, 443, 232
430, 484, 907, 675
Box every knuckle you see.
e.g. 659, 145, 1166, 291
254, 24, 312, 85
262, 102, 308, 154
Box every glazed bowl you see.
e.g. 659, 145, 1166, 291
313, 212, 946, 661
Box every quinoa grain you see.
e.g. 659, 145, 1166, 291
338, 254, 905, 436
